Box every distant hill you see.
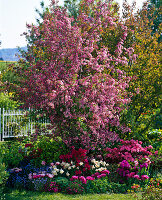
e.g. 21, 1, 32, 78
0, 47, 27, 61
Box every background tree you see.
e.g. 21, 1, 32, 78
148, 0, 162, 42
118, 0, 162, 141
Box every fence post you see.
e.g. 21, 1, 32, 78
2, 108, 4, 141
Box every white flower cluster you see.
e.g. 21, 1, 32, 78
52, 161, 76, 177
91, 159, 109, 172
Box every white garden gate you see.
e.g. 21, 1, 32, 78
0, 108, 50, 141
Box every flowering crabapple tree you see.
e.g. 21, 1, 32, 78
14, 0, 136, 150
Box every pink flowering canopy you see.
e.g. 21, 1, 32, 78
15, 0, 135, 149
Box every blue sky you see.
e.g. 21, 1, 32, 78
0, 0, 146, 49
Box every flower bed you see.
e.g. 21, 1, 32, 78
1, 135, 161, 195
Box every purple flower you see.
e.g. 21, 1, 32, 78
140, 163, 148, 169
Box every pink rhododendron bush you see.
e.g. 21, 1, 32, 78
4, 0, 161, 195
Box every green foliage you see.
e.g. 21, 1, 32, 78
2, 141, 24, 168
0, 92, 19, 110
0, 61, 20, 89
54, 177, 70, 192
34, 136, 69, 166
64, 0, 80, 19
21, 135, 69, 167
119, 1, 162, 139
0, 143, 9, 197
84, 177, 127, 194
149, 153, 162, 178
1, 135, 68, 169
149, 0, 162, 42
0, 61, 21, 110
147, 129, 162, 150
66, 181, 84, 194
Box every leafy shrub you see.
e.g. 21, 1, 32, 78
44, 181, 59, 193
0, 146, 9, 197
17, 135, 69, 167
54, 177, 70, 192
117, 158, 151, 187
84, 177, 127, 194
2, 142, 24, 168
84, 177, 109, 194
146, 129, 162, 151
107, 182, 127, 194
0, 92, 19, 110
65, 180, 84, 194
34, 136, 68, 165
149, 151, 162, 178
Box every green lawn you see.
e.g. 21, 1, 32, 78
3, 190, 141, 200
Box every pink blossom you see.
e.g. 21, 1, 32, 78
46, 173, 54, 178
86, 176, 95, 181
41, 161, 46, 166
147, 145, 153, 150
134, 160, 139, 167
40, 174, 46, 177
70, 176, 79, 181
141, 175, 149, 180
101, 170, 110, 175
50, 163, 55, 166
28, 173, 33, 180
97, 175, 102, 179
79, 176, 87, 184
133, 174, 140, 179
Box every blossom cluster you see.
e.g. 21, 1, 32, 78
44, 181, 59, 193
59, 147, 91, 175
28, 172, 54, 180
70, 169, 110, 185
90, 159, 109, 173
105, 139, 153, 163
117, 158, 150, 183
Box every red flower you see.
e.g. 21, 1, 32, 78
75, 170, 82, 175
37, 148, 42, 152
25, 143, 32, 148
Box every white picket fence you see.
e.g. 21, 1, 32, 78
0, 108, 51, 141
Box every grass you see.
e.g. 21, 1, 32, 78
3, 189, 141, 200
0, 61, 15, 72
